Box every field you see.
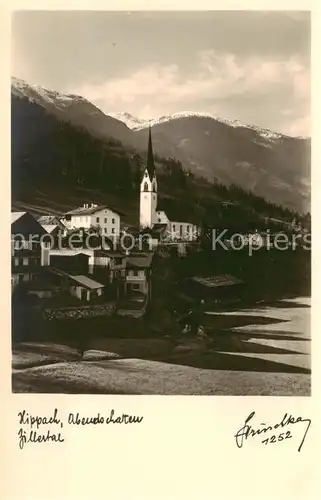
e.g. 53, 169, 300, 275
12, 297, 311, 396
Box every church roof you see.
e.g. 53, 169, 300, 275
146, 126, 156, 181
156, 204, 198, 224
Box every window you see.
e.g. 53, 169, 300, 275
180, 225, 183, 236
144, 182, 148, 191
173, 224, 176, 231
112, 218, 115, 224
187, 225, 190, 231
152, 183, 156, 192
158, 218, 161, 222
104, 228, 107, 234
96, 217, 100, 223
131, 284, 140, 290
111, 228, 115, 234
104, 218, 107, 223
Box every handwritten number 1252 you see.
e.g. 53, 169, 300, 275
262, 431, 292, 445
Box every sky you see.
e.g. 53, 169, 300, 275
11, 10, 310, 136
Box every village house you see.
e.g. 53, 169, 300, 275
39, 224, 62, 244
68, 274, 105, 302
48, 247, 127, 281
11, 211, 51, 292
91, 250, 128, 281
139, 128, 199, 242
37, 215, 67, 235
50, 252, 90, 275
125, 252, 153, 298
61, 203, 122, 238
181, 274, 244, 304
36, 266, 106, 303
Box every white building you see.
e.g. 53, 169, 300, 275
139, 128, 158, 228
139, 128, 199, 241
62, 203, 122, 238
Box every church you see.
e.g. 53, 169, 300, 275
139, 127, 199, 242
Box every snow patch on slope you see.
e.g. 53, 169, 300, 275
11, 76, 88, 108
108, 110, 294, 141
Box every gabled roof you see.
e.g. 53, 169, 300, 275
38, 215, 61, 224
41, 224, 59, 234
92, 249, 126, 258
11, 212, 26, 224
50, 251, 90, 259
127, 253, 154, 269
188, 275, 243, 288
65, 205, 124, 216
151, 223, 168, 237
71, 275, 105, 290
156, 203, 198, 225
11, 211, 48, 237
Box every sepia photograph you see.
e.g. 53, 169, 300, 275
11, 10, 311, 396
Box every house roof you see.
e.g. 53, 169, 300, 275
100, 250, 126, 258
51, 251, 90, 259
152, 223, 167, 232
127, 253, 153, 269
149, 224, 168, 239
50, 249, 92, 257
65, 205, 124, 216
11, 211, 26, 224
188, 275, 243, 288
41, 224, 59, 234
38, 215, 60, 224
71, 275, 105, 290
93, 249, 124, 258
11, 211, 48, 237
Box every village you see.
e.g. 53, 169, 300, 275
11, 129, 248, 330
11, 129, 311, 396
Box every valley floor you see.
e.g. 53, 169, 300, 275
12, 297, 311, 396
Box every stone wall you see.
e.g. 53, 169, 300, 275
43, 302, 116, 320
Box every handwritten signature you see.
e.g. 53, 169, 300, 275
234, 411, 311, 452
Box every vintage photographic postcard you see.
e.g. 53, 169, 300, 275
1, 1, 319, 499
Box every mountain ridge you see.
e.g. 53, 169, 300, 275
11, 76, 310, 212
108, 110, 306, 140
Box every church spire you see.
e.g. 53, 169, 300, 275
146, 126, 155, 181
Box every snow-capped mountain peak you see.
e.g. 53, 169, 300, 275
108, 110, 288, 141
107, 112, 150, 130
11, 76, 88, 108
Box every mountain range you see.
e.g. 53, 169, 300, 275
11, 77, 310, 213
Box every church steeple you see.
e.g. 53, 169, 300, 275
139, 126, 157, 228
146, 126, 155, 181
